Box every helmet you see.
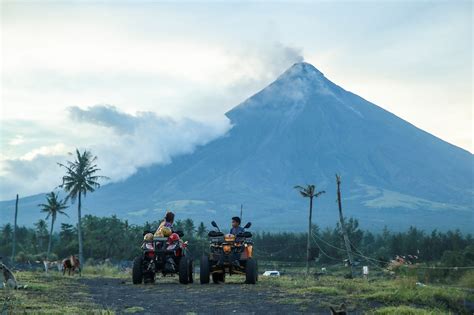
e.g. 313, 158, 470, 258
161, 226, 172, 237
168, 233, 180, 242
143, 233, 154, 241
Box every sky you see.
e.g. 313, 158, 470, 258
0, 0, 472, 200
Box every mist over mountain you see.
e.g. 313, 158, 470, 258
1, 62, 472, 232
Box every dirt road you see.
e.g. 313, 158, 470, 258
80, 277, 336, 314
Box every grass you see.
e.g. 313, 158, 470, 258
0, 271, 113, 314
82, 264, 129, 279
369, 305, 444, 315
2, 266, 472, 314
258, 270, 473, 314
458, 270, 474, 289
123, 306, 145, 313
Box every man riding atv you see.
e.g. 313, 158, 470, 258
229, 217, 245, 267
200, 219, 257, 284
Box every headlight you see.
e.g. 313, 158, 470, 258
224, 234, 236, 242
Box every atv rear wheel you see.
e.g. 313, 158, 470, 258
200, 255, 210, 284
132, 256, 144, 284
188, 258, 194, 283
179, 257, 190, 284
245, 259, 257, 284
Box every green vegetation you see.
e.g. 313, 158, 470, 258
259, 272, 472, 314
0, 271, 112, 314
1, 215, 473, 286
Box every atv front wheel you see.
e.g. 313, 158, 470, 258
200, 256, 210, 284
132, 256, 144, 284
179, 257, 190, 284
245, 259, 257, 284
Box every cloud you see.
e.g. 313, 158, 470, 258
0, 105, 231, 199
20, 143, 71, 161
8, 135, 25, 146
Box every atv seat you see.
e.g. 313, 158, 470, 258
237, 231, 252, 238
208, 231, 224, 237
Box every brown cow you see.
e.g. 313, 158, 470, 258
62, 255, 81, 276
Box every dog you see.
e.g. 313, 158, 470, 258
329, 303, 347, 315
0, 263, 17, 289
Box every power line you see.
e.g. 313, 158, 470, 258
310, 233, 341, 261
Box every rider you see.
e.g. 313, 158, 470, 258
155, 211, 175, 237
230, 216, 244, 235
229, 216, 244, 268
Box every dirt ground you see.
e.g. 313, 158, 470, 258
80, 276, 340, 315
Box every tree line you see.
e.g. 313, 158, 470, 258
1, 215, 472, 269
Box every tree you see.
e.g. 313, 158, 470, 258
39, 192, 68, 259
294, 184, 325, 276
183, 219, 195, 238
58, 149, 108, 265
196, 222, 207, 239
34, 219, 49, 253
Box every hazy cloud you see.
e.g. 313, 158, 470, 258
0, 105, 231, 199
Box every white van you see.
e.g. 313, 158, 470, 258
262, 270, 280, 277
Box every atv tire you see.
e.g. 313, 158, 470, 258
245, 258, 257, 284
188, 258, 194, 284
212, 272, 225, 284
200, 256, 210, 284
179, 257, 190, 284
132, 256, 144, 284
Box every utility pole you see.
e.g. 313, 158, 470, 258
11, 194, 19, 261
240, 204, 243, 221
336, 175, 355, 278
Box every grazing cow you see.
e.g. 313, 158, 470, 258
62, 255, 81, 276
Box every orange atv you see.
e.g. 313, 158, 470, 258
200, 221, 257, 284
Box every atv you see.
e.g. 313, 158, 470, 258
200, 221, 258, 284
132, 230, 193, 285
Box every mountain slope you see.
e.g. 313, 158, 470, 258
1, 62, 472, 231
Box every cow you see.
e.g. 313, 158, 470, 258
62, 255, 81, 276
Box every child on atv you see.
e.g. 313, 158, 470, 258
155, 211, 175, 237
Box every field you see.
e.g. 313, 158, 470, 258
1, 265, 473, 314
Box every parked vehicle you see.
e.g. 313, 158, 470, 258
200, 221, 258, 284
262, 270, 280, 277
132, 230, 193, 284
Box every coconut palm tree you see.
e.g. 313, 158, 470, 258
39, 191, 68, 259
58, 149, 108, 265
294, 184, 325, 276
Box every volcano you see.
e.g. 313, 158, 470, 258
1, 62, 473, 231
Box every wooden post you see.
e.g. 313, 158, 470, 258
12, 194, 19, 261
336, 175, 355, 278
306, 195, 313, 276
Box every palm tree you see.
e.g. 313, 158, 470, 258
294, 184, 325, 276
39, 191, 68, 259
58, 149, 108, 265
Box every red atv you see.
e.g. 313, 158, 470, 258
132, 230, 193, 284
